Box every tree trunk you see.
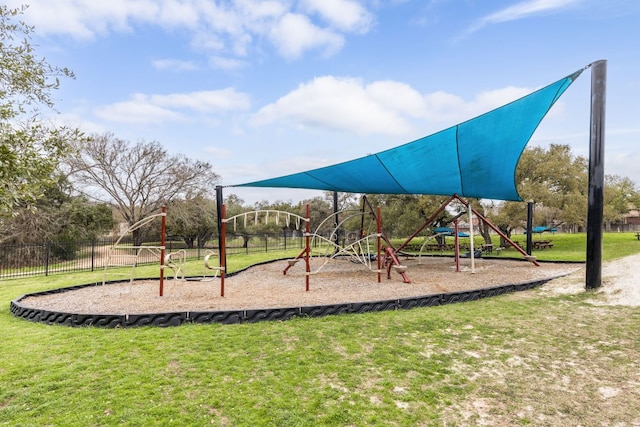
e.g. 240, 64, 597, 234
183, 237, 195, 249
132, 228, 144, 247
479, 220, 492, 244
498, 227, 512, 247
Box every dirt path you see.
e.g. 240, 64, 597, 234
541, 253, 640, 306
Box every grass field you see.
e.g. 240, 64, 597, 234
400, 231, 640, 262
1, 233, 639, 426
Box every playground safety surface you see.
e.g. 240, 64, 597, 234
11, 256, 581, 327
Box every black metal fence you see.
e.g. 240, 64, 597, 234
0, 232, 309, 280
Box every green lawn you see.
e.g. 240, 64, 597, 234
1, 234, 639, 426
501, 231, 640, 261
399, 231, 640, 262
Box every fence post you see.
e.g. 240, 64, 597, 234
91, 239, 96, 271
44, 242, 50, 276
283, 230, 287, 251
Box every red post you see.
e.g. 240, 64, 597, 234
452, 195, 540, 266
220, 204, 227, 297
305, 203, 311, 292
159, 205, 166, 297
384, 247, 411, 283
377, 206, 382, 283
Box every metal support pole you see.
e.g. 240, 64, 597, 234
377, 206, 382, 283
305, 203, 311, 292
454, 219, 460, 272
160, 205, 166, 296
215, 185, 226, 284
586, 60, 606, 290
468, 205, 475, 274
526, 202, 534, 255
333, 191, 339, 250
220, 204, 227, 297
215, 186, 227, 296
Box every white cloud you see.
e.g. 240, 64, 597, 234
251, 75, 537, 136
209, 56, 249, 71
95, 88, 251, 124
234, 0, 288, 22
95, 98, 185, 124
269, 13, 344, 59
44, 111, 109, 134
156, 0, 200, 28
365, 81, 428, 118
204, 146, 233, 159
152, 58, 199, 71
7, 0, 162, 39
465, 0, 583, 35
11, 0, 372, 60
422, 86, 533, 124
251, 76, 415, 135
150, 89, 251, 112
301, 0, 373, 32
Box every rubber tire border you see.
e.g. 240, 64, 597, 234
10, 275, 567, 328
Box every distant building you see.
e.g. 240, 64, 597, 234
623, 205, 640, 229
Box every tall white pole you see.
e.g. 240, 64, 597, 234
468, 206, 475, 273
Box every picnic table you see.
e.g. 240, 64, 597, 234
481, 243, 494, 254
533, 240, 554, 250
512, 241, 525, 250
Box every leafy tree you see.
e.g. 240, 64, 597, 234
223, 194, 246, 215
603, 174, 640, 231
66, 133, 219, 245
221, 194, 254, 248
0, 174, 115, 246
482, 144, 589, 240
480, 144, 640, 240
228, 198, 304, 248
482, 200, 527, 246
304, 196, 335, 235
166, 196, 217, 249
379, 194, 424, 237
515, 144, 588, 232
363, 194, 453, 240
0, 5, 77, 214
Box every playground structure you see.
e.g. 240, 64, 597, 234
10, 63, 606, 330
281, 199, 416, 284
219, 205, 311, 294
102, 192, 540, 298
100, 63, 609, 297
103, 206, 223, 296
102, 208, 168, 288
161, 249, 222, 282
395, 194, 539, 271
283, 206, 382, 281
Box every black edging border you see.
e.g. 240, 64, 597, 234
9, 273, 569, 328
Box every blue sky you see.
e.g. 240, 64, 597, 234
12, 0, 640, 204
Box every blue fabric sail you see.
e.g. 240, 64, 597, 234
235, 69, 583, 201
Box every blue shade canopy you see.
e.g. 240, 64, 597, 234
235, 69, 584, 201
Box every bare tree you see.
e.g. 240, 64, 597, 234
66, 133, 219, 245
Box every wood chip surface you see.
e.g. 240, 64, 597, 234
20, 257, 581, 315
